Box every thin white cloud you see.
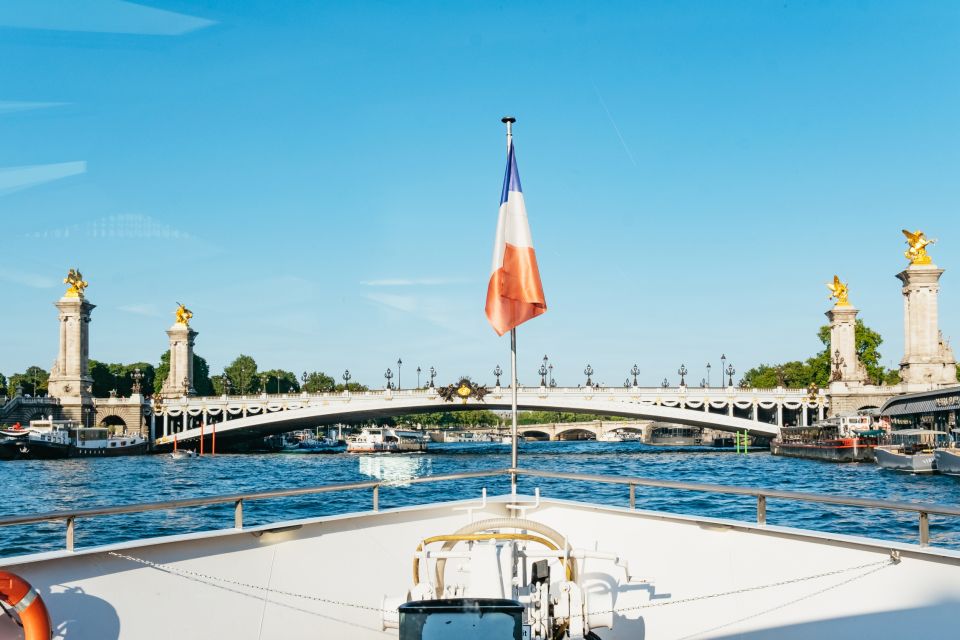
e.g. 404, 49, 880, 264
0, 101, 67, 115
0, 1, 215, 36
365, 293, 418, 313
25, 213, 194, 240
118, 303, 160, 317
0, 161, 86, 196
0, 268, 58, 289
361, 277, 469, 286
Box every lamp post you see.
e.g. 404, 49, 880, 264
259, 375, 267, 394
631, 364, 640, 387
700, 378, 706, 388
584, 365, 594, 387
397, 358, 402, 391
429, 366, 436, 388
661, 378, 669, 388
384, 368, 393, 390
726, 364, 736, 387
223, 374, 232, 396
677, 364, 688, 387
416, 366, 422, 389
131, 368, 143, 395
720, 354, 726, 384
548, 363, 555, 387
301, 371, 308, 393
539, 355, 548, 387
706, 362, 712, 388
494, 365, 502, 387
624, 378, 630, 388
342, 370, 351, 389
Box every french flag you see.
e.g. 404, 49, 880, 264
485, 140, 547, 336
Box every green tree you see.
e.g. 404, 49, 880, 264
10, 366, 49, 396
335, 381, 369, 392
741, 320, 897, 388
0, 373, 8, 397
303, 371, 336, 393
224, 354, 259, 394
261, 369, 300, 394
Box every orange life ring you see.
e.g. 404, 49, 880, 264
0, 571, 52, 640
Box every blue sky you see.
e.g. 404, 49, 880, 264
1, 1, 958, 388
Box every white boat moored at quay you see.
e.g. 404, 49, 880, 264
347, 427, 429, 453
2, 467, 960, 639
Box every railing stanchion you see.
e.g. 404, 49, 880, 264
920, 511, 929, 546
373, 484, 380, 512
66, 516, 75, 551
757, 495, 766, 525
629, 484, 636, 510
234, 499, 243, 529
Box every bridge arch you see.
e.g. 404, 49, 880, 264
151, 388, 794, 449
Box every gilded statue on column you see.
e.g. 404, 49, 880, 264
175, 302, 193, 326
63, 268, 88, 298
902, 229, 934, 265
825, 275, 849, 307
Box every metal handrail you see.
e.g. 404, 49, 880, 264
2, 467, 957, 552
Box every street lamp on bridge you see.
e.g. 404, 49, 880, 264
384, 368, 393, 390
416, 366, 422, 388
631, 364, 640, 387
726, 364, 736, 387
131, 368, 143, 395
494, 365, 502, 387
548, 363, 555, 387
624, 378, 630, 388
706, 362, 711, 388
539, 355, 549, 387
301, 371, 308, 393
429, 366, 436, 388
342, 370, 351, 389
584, 365, 594, 387
677, 364, 688, 387
720, 354, 727, 383
661, 378, 669, 388
397, 358, 402, 390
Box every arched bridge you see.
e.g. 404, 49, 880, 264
150, 385, 827, 449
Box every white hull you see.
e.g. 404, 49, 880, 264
875, 447, 936, 473
346, 442, 427, 453
4, 492, 960, 639
934, 449, 960, 476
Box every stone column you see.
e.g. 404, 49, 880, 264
897, 263, 957, 386
161, 322, 198, 399
826, 304, 867, 384
47, 294, 96, 426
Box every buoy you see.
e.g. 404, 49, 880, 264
0, 571, 53, 640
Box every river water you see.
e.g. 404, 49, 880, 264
3, 442, 960, 557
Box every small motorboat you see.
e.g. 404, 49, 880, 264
934, 448, 960, 476
169, 435, 196, 460
874, 429, 947, 473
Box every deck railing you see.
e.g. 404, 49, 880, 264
2, 467, 958, 553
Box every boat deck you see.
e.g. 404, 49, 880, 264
2, 469, 960, 639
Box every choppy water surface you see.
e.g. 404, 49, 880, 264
4, 442, 960, 556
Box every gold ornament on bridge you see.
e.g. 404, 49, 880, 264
437, 378, 489, 404
174, 302, 193, 326
902, 229, 935, 265
63, 268, 88, 298
825, 275, 850, 307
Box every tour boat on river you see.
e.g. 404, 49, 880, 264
347, 427, 429, 453
0, 419, 147, 460
772, 414, 880, 462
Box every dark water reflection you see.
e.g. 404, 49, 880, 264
3, 441, 960, 555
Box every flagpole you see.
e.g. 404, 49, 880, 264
502, 115, 519, 495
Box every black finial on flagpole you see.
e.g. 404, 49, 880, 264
501, 116, 516, 124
